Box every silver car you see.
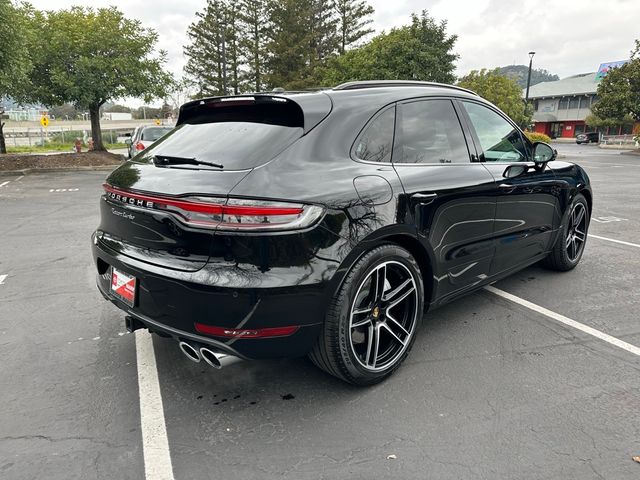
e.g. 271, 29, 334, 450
126, 125, 174, 158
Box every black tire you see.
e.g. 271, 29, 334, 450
309, 244, 424, 386
542, 193, 590, 271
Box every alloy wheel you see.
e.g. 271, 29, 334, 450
566, 202, 587, 262
348, 261, 419, 372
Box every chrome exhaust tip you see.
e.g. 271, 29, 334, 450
200, 347, 242, 369
178, 341, 201, 363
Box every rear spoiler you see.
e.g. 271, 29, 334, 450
176, 93, 333, 134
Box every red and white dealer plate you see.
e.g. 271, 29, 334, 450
111, 267, 137, 307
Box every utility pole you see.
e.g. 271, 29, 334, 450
525, 51, 536, 104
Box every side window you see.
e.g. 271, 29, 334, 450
394, 99, 470, 164
462, 102, 529, 162
353, 107, 395, 163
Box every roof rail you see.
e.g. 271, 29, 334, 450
333, 80, 478, 96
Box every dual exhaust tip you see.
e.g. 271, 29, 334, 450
178, 341, 241, 369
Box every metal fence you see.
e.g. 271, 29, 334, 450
600, 134, 639, 146
3, 126, 134, 148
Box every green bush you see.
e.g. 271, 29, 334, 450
525, 132, 552, 144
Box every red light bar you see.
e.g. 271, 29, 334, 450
195, 323, 299, 339
103, 184, 303, 216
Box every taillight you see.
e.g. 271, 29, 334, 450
103, 184, 324, 231
194, 323, 299, 339
135, 142, 145, 151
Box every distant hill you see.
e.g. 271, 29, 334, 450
498, 65, 560, 88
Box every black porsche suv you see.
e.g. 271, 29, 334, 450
93, 80, 592, 385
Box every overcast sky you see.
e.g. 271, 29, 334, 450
28, 0, 639, 103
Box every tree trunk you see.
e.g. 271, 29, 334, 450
89, 104, 105, 151
0, 121, 7, 154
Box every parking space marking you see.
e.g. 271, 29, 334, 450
0, 275, 7, 285
0, 181, 10, 188
591, 216, 628, 223
135, 330, 175, 480
588, 234, 640, 249
486, 286, 640, 357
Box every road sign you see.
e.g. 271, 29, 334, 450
154, 119, 161, 126
40, 116, 49, 128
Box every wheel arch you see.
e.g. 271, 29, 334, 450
382, 234, 435, 308
580, 188, 592, 215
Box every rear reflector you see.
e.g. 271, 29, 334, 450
103, 184, 323, 231
195, 323, 299, 339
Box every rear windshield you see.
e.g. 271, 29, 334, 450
136, 122, 303, 170
141, 127, 173, 141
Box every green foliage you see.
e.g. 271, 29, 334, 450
238, 0, 269, 92
0, 1, 34, 101
335, 0, 374, 54
184, 0, 378, 93
525, 132, 552, 144
0, 1, 37, 153
585, 113, 635, 128
28, 6, 171, 150
321, 11, 458, 86
498, 65, 559, 89
592, 40, 640, 122
457, 68, 531, 126
265, 0, 340, 89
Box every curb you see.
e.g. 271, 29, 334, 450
0, 165, 119, 177
620, 150, 640, 157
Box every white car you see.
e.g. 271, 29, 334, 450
126, 125, 174, 158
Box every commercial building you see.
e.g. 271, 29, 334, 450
527, 62, 637, 139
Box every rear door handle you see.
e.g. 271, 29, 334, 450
411, 192, 438, 204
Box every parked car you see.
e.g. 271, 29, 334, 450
93, 81, 592, 385
126, 125, 174, 158
576, 132, 600, 144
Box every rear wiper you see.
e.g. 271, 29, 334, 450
153, 155, 224, 169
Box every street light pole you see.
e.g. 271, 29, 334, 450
525, 51, 536, 104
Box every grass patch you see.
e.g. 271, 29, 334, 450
7, 143, 127, 154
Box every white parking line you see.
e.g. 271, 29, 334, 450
485, 286, 640, 357
135, 330, 175, 480
0, 275, 7, 285
0, 181, 10, 188
588, 234, 640, 249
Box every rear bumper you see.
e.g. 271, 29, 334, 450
92, 233, 333, 359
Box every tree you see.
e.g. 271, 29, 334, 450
29, 7, 171, 151
0, 0, 35, 154
265, 0, 316, 89
49, 103, 82, 120
457, 68, 532, 126
335, 0, 374, 54
592, 40, 640, 122
185, 0, 244, 96
498, 65, 559, 89
238, 0, 268, 92
321, 11, 458, 86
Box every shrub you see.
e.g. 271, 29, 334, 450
525, 132, 552, 144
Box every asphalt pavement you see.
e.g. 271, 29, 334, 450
1, 143, 639, 479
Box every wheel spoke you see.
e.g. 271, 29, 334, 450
364, 324, 374, 366
574, 206, 585, 228
385, 281, 415, 310
382, 278, 411, 302
574, 230, 585, 243
352, 306, 372, 315
373, 264, 387, 302
386, 312, 410, 336
565, 233, 573, 249
381, 323, 407, 347
351, 317, 371, 328
369, 325, 380, 368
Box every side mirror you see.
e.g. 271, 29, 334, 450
532, 142, 557, 164
124, 139, 132, 145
